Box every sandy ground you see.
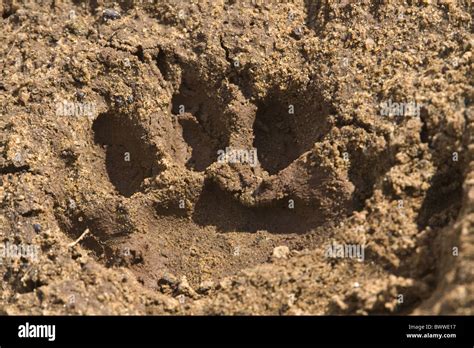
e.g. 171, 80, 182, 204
0, 0, 473, 315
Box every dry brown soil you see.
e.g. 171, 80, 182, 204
0, 0, 473, 315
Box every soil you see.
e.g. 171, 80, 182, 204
0, 0, 473, 315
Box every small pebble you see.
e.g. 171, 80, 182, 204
272, 245, 290, 259
13, 153, 23, 164
157, 274, 178, 287
76, 90, 85, 101
365, 38, 375, 50
103, 9, 121, 21
197, 280, 214, 294
33, 223, 42, 233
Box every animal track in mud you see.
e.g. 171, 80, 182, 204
78, 62, 345, 284
79, 58, 389, 287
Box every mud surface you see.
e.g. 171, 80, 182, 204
0, 0, 473, 315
